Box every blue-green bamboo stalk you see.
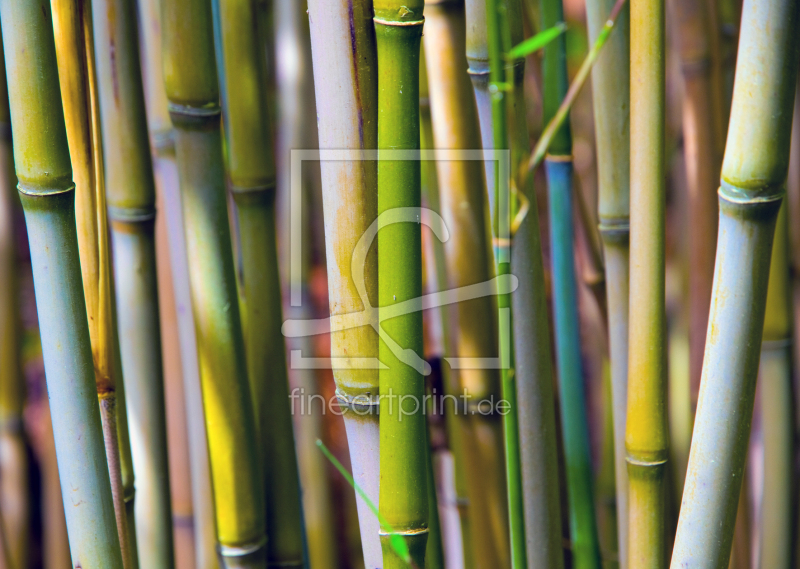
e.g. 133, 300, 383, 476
0, 0, 123, 565
539, 0, 602, 565
670, 0, 800, 565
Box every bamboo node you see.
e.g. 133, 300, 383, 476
545, 153, 574, 162
17, 181, 75, 197
718, 181, 785, 205
762, 338, 792, 351
625, 455, 668, 467
373, 16, 425, 26
378, 527, 430, 537
107, 205, 156, 223
218, 537, 267, 562
230, 180, 278, 197
336, 389, 380, 414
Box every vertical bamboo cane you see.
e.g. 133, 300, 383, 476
161, 0, 266, 564
757, 206, 793, 569
0, 0, 124, 565
0, 45, 29, 569
585, 0, 630, 564
626, 0, 668, 566
91, 0, 176, 566
466, 0, 564, 566
306, 1, 381, 566
422, 2, 510, 568
136, 0, 219, 566
211, 0, 305, 565
373, 1, 429, 567
50, 1, 139, 565
539, 0, 603, 565
670, 0, 800, 566
673, 0, 722, 414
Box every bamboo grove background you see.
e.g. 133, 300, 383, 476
0, 0, 797, 567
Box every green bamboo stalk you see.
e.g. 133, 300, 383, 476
0, 0, 124, 565
539, 0, 603, 564
465, 0, 564, 566
91, 0, 175, 566
274, 2, 338, 568
374, 1, 428, 567
584, 0, 630, 564
422, 3, 510, 568
757, 205, 793, 569
626, 0, 668, 566
673, 0, 722, 414
0, 48, 29, 569
670, 0, 800, 566
136, 0, 218, 566
306, 1, 381, 566
211, 1, 305, 565
50, 2, 139, 566
160, 0, 266, 564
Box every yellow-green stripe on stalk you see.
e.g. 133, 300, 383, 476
51, 2, 139, 565
374, 1, 429, 567
211, 0, 305, 565
626, 0, 668, 566
0, 44, 29, 569
422, 2, 510, 567
466, 0, 564, 566
0, 0, 124, 565
306, 1, 381, 565
758, 206, 793, 569
136, 0, 219, 565
161, 0, 266, 563
91, 0, 175, 565
585, 0, 630, 564
671, 0, 800, 566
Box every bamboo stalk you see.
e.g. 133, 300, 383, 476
161, 0, 266, 564
0, 0, 124, 565
136, 0, 218, 566
0, 48, 29, 569
757, 205, 793, 569
273, 2, 339, 568
626, 0, 668, 566
585, 0, 630, 563
673, 0, 722, 414
306, 1, 381, 566
91, 0, 175, 566
539, 0, 603, 564
670, 0, 800, 565
211, 0, 305, 565
50, 1, 139, 566
373, 1, 429, 567
422, 2, 510, 568
465, 0, 565, 566
419, 52, 474, 569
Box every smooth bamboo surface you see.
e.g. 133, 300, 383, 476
0, 56, 28, 569
161, 0, 266, 563
671, 1, 800, 565
626, 0, 668, 566
136, 0, 218, 565
374, 1, 429, 566
673, 0, 722, 412
0, 0, 124, 565
92, 0, 175, 566
422, 2, 510, 567
465, 0, 564, 566
306, 1, 381, 565
585, 0, 630, 562
212, 0, 305, 565
540, 0, 602, 564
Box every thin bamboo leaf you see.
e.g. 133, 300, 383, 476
506, 22, 566, 60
